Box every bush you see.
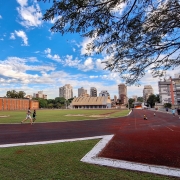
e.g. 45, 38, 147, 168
164, 103, 172, 108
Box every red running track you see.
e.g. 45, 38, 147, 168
0, 109, 180, 169
99, 109, 180, 169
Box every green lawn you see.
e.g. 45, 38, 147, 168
0, 139, 174, 180
0, 109, 130, 124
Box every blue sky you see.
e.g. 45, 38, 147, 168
0, 0, 178, 99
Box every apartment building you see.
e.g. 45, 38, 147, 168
143, 85, 154, 102
33, 91, 47, 99
78, 87, 87, 97
59, 84, 73, 100
118, 84, 127, 104
158, 75, 180, 106
90, 87, 97, 97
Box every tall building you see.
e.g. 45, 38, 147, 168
78, 87, 87, 97
173, 76, 180, 105
118, 84, 127, 104
90, 87, 97, 97
33, 91, 47, 99
99, 90, 110, 97
143, 85, 154, 102
158, 75, 180, 106
59, 84, 73, 100
114, 95, 117, 103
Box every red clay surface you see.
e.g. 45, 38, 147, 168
0, 109, 180, 169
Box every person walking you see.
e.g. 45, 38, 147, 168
172, 109, 175, 117
166, 107, 168, 113
33, 109, 37, 123
21, 108, 33, 125
177, 107, 180, 119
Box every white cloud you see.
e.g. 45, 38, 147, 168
16, 1, 42, 28
0, 15, 2, 19
81, 37, 93, 55
95, 59, 106, 70
44, 48, 51, 54
15, 30, 28, 46
79, 57, 94, 71
16, 0, 28, 7
10, 33, 16, 40
63, 55, 81, 67
44, 48, 62, 62
89, 76, 98, 79
0, 57, 55, 86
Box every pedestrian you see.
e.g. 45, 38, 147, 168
166, 107, 168, 113
21, 108, 33, 125
172, 109, 175, 117
177, 107, 180, 119
33, 109, 36, 122
154, 112, 156, 116
144, 115, 147, 120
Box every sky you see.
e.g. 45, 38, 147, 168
0, 0, 179, 99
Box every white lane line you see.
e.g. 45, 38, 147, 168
81, 135, 180, 178
166, 127, 174, 131
0, 136, 104, 148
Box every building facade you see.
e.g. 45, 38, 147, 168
143, 85, 154, 102
158, 80, 172, 105
99, 90, 110, 97
71, 96, 111, 109
78, 87, 87, 97
59, 84, 73, 100
173, 77, 180, 105
33, 91, 47, 99
158, 75, 180, 106
118, 84, 127, 104
90, 87, 97, 97
0, 98, 39, 110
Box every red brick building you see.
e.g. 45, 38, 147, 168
0, 98, 39, 110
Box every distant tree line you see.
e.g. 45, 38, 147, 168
33, 97, 74, 109
128, 95, 160, 108
6, 90, 26, 99
5, 90, 74, 109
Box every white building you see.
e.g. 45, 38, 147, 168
158, 76, 180, 106
59, 84, 73, 100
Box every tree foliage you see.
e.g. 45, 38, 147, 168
39, 0, 180, 85
147, 94, 159, 108
164, 103, 172, 108
128, 98, 135, 108
137, 97, 143, 102
6, 90, 26, 98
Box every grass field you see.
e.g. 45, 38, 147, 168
0, 139, 174, 180
0, 109, 130, 124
